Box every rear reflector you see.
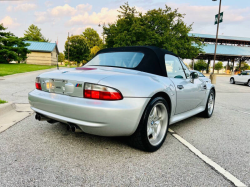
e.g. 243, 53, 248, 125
84, 83, 123, 100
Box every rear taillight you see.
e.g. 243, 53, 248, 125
84, 83, 123, 100
35, 77, 42, 90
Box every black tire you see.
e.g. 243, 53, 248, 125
248, 80, 250, 87
230, 78, 235, 84
201, 89, 215, 118
128, 97, 170, 152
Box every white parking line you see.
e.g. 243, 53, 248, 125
168, 128, 247, 187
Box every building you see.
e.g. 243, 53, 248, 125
25, 41, 59, 65
188, 33, 250, 73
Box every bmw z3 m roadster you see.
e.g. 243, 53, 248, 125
29, 46, 215, 152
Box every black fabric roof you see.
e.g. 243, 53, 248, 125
96, 46, 178, 77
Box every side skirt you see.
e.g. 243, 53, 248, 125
169, 106, 205, 125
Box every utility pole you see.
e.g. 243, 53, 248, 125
212, 0, 222, 74
210, 0, 222, 84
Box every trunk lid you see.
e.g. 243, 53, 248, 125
38, 67, 125, 97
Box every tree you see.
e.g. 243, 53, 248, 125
194, 59, 207, 72
58, 53, 65, 64
15, 38, 30, 63
0, 24, 30, 63
82, 28, 102, 49
89, 46, 101, 59
64, 35, 90, 66
24, 24, 50, 42
237, 61, 250, 71
103, 3, 204, 59
214, 61, 223, 73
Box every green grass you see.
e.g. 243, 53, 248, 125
0, 99, 7, 104
0, 64, 56, 77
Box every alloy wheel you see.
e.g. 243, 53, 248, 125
208, 93, 214, 115
147, 103, 168, 146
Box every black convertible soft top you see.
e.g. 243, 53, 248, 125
96, 46, 178, 77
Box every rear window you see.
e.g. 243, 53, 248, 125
85, 52, 144, 68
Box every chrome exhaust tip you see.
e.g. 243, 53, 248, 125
35, 113, 49, 121
71, 125, 82, 133
67, 123, 82, 133
66, 124, 72, 131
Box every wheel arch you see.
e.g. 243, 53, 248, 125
210, 86, 216, 98
150, 92, 172, 116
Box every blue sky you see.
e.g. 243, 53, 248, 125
1, 0, 250, 52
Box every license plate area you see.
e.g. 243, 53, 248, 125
53, 79, 66, 94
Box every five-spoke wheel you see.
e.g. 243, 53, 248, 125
129, 97, 169, 152
147, 103, 168, 146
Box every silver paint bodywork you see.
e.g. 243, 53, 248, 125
29, 66, 215, 136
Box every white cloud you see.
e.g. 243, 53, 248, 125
0, 16, 20, 28
67, 7, 119, 26
50, 4, 77, 17
69, 25, 93, 35
35, 3, 94, 24
76, 4, 92, 13
165, 3, 248, 26
6, 6, 12, 12
34, 11, 48, 23
14, 3, 37, 12
45, 1, 53, 7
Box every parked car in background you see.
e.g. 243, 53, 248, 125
230, 70, 250, 87
190, 70, 211, 83
29, 46, 216, 152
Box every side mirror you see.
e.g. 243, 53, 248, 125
190, 72, 198, 83
190, 72, 198, 79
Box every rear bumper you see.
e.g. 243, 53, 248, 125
28, 89, 150, 136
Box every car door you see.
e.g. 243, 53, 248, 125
238, 71, 248, 83
165, 54, 206, 115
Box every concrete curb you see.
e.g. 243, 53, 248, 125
0, 103, 33, 133
0, 102, 16, 116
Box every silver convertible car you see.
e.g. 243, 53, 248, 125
29, 46, 216, 152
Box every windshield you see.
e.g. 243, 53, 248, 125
85, 52, 144, 68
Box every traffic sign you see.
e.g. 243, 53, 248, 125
214, 12, 223, 25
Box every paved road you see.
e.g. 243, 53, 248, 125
0, 72, 249, 186
0, 69, 57, 103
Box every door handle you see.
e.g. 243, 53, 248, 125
177, 85, 184, 90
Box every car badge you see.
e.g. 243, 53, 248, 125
75, 84, 82, 88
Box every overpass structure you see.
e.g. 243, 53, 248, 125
188, 33, 250, 73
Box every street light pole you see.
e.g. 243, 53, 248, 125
212, 0, 222, 74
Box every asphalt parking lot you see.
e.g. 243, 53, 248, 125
0, 70, 249, 187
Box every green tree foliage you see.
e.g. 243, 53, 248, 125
214, 61, 223, 73
103, 3, 204, 59
89, 46, 101, 59
194, 59, 207, 72
64, 35, 90, 66
0, 24, 30, 63
237, 61, 250, 71
82, 28, 102, 49
24, 24, 50, 42
58, 52, 65, 63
